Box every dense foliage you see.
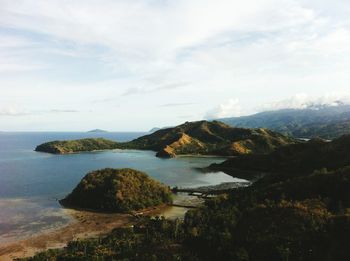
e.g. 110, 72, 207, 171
60, 168, 173, 212
35, 138, 120, 154
219, 104, 350, 139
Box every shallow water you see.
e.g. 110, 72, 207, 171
0, 132, 240, 243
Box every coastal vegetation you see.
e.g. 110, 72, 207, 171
20, 166, 350, 260
21, 125, 350, 261
35, 120, 296, 157
60, 168, 172, 212
26, 122, 350, 260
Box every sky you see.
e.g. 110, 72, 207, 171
0, 0, 350, 131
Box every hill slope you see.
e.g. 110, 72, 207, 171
219, 104, 350, 139
125, 120, 296, 157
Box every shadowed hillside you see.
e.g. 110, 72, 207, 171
209, 134, 350, 180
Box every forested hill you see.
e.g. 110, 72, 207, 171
219, 104, 350, 139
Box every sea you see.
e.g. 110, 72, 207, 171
0, 132, 241, 244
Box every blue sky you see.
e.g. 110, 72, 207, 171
0, 0, 350, 131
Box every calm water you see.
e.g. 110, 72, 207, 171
0, 132, 240, 243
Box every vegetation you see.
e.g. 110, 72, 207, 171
60, 168, 172, 212
26, 123, 350, 260
219, 104, 350, 139
35, 120, 296, 157
20, 166, 350, 260
35, 138, 119, 154
210, 134, 350, 180
125, 120, 296, 158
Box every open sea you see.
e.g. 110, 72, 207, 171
0, 132, 240, 243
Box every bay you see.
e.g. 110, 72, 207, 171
0, 132, 241, 243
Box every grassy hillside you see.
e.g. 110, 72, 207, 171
125, 120, 296, 157
60, 168, 172, 212
219, 104, 350, 139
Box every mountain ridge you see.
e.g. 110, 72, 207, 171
219, 104, 350, 139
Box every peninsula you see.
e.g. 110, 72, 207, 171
35, 138, 119, 154
35, 120, 296, 157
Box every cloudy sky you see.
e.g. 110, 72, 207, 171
1, 0, 350, 131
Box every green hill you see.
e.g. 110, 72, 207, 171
60, 168, 172, 212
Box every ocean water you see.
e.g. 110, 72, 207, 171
0, 132, 240, 243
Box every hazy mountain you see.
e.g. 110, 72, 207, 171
219, 104, 350, 139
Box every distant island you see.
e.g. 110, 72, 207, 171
87, 129, 108, 133
35, 120, 296, 157
60, 168, 172, 212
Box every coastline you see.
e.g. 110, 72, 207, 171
0, 200, 192, 260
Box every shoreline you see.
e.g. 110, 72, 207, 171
0, 201, 192, 260
0, 181, 239, 260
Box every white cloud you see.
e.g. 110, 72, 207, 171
0, 0, 350, 130
0, 0, 318, 75
258, 93, 350, 111
205, 99, 241, 119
